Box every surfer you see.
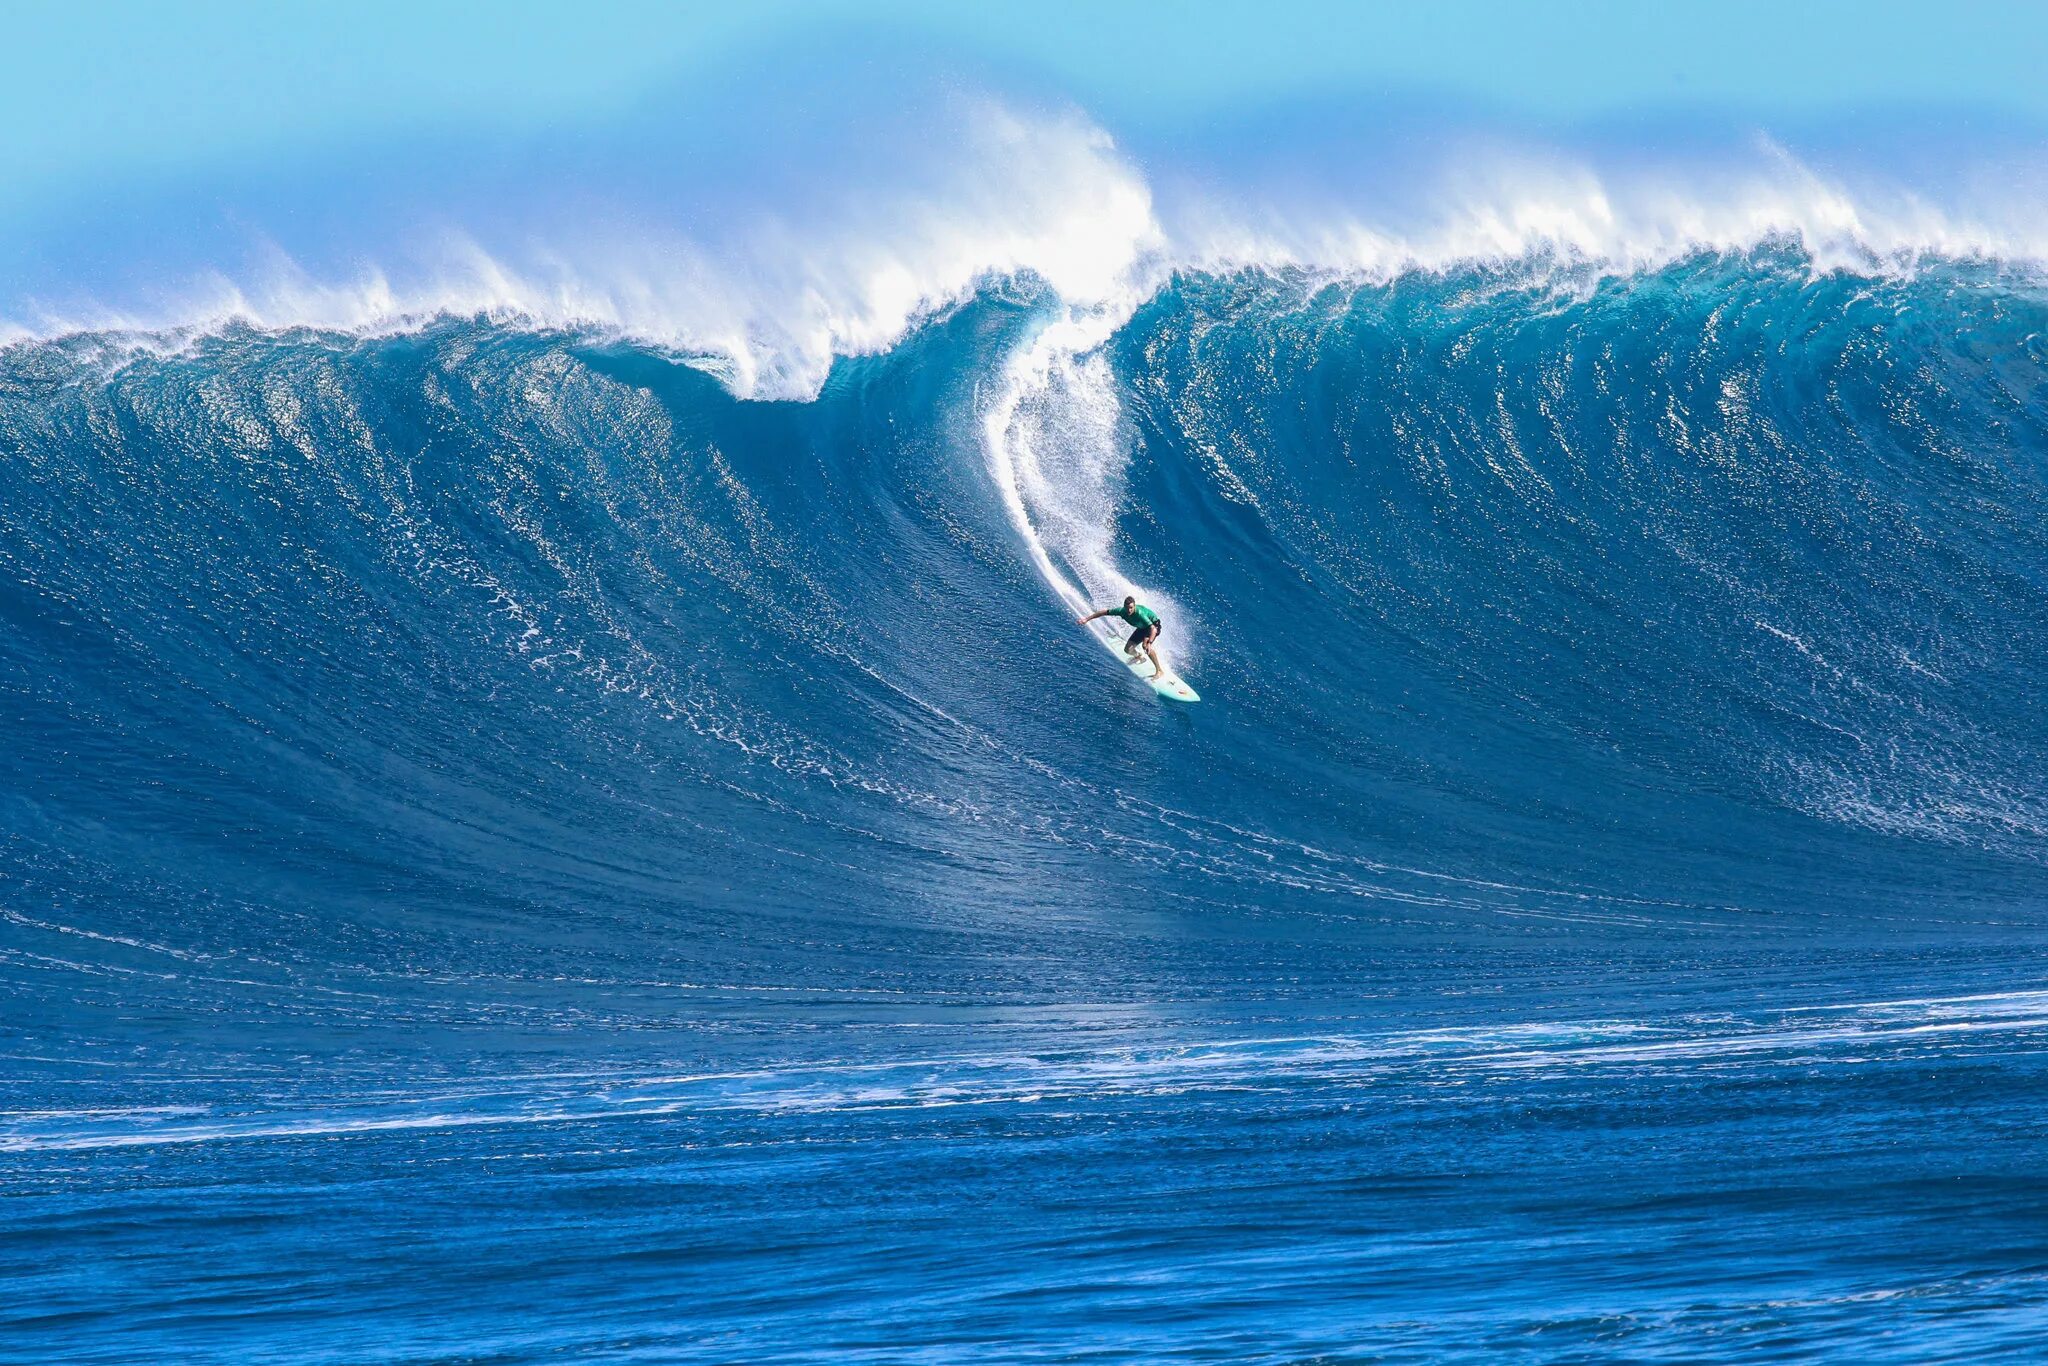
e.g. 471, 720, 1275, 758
1079, 596, 1165, 678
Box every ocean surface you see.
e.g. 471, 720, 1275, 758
6, 221, 2048, 1359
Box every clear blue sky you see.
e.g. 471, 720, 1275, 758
6, 0, 2043, 202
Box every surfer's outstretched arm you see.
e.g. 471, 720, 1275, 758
1077, 608, 1111, 625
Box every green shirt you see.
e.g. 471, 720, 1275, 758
1120, 603, 1161, 630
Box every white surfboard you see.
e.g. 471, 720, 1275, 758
1095, 624, 1199, 703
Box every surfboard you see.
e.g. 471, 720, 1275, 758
1097, 624, 1200, 703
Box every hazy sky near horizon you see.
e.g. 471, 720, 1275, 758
7, 0, 2044, 205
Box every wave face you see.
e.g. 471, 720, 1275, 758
8, 253, 2048, 1360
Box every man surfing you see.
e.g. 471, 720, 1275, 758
1079, 596, 1165, 678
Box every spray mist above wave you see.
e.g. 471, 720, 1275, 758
2, 97, 1161, 403
12, 65, 2048, 381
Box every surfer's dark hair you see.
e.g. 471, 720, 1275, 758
1123, 595, 1135, 606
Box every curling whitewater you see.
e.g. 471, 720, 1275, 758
5, 252, 2048, 1360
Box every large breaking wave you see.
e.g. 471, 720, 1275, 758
6, 251, 2047, 1016
12, 79, 2048, 1362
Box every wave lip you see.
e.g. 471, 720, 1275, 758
13, 96, 2048, 394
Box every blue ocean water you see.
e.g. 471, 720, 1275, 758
5, 251, 2048, 1360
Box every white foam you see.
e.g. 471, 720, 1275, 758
979, 293, 1188, 641
13, 987, 2044, 1152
